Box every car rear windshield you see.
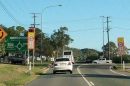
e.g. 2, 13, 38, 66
56, 58, 69, 62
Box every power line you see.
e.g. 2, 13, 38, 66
69, 28, 99, 32
0, 0, 22, 25
43, 17, 99, 24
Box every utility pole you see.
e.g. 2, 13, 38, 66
100, 16, 105, 58
30, 13, 40, 68
106, 16, 111, 60
31, 13, 40, 28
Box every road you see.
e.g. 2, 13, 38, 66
26, 64, 130, 86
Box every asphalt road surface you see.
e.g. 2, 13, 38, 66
26, 64, 130, 86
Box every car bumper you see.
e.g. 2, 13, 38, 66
53, 66, 73, 71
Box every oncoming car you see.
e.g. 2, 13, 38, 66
53, 58, 73, 74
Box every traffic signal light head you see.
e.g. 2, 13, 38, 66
28, 27, 34, 32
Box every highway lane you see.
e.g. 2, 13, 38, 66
26, 64, 130, 86
26, 65, 90, 86
78, 64, 130, 86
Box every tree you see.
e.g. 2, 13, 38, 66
16, 26, 25, 36
81, 48, 99, 61
102, 41, 117, 59
51, 27, 73, 57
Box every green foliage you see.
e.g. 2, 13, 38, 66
68, 48, 100, 62
113, 55, 130, 63
50, 27, 73, 57
81, 48, 99, 57
0, 25, 74, 57
102, 41, 118, 58
102, 41, 129, 59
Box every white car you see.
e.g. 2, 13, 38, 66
53, 58, 73, 74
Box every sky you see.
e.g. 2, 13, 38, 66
0, 0, 130, 51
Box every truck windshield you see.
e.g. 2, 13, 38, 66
56, 58, 69, 62
64, 52, 71, 55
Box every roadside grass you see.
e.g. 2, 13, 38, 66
0, 62, 49, 86
113, 63, 130, 73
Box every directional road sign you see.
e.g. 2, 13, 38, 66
5, 36, 27, 52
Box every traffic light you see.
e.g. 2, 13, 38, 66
28, 27, 34, 32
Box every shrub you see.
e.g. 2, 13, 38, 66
112, 55, 130, 63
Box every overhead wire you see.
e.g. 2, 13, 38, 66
0, 0, 23, 26
69, 28, 100, 33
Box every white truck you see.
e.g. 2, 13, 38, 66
62, 50, 75, 64
92, 58, 112, 64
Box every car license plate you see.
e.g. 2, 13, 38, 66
60, 63, 66, 65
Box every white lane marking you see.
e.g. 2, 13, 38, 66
109, 66, 127, 76
77, 66, 92, 86
90, 81, 95, 86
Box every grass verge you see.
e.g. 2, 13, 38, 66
0, 62, 49, 86
113, 64, 130, 73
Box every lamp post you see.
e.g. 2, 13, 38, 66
40, 5, 62, 62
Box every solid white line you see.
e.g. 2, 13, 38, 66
109, 66, 127, 76
90, 81, 95, 86
77, 66, 92, 86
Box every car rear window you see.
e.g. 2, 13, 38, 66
56, 58, 69, 62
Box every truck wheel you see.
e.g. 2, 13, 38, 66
69, 71, 72, 74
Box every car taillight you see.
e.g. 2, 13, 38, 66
68, 62, 71, 65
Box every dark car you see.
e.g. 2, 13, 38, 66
8, 56, 26, 64
86, 59, 93, 63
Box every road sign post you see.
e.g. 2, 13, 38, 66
117, 37, 125, 70
28, 28, 35, 68
118, 37, 125, 56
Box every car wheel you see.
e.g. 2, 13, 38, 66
53, 71, 56, 74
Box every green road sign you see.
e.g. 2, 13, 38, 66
5, 36, 27, 52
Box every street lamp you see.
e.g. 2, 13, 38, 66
40, 5, 62, 61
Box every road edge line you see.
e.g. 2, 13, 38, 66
77, 66, 92, 86
90, 81, 95, 86
109, 66, 127, 76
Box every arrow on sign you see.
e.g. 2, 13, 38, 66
0, 27, 7, 42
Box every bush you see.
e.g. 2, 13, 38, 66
112, 55, 130, 63
87, 56, 99, 60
